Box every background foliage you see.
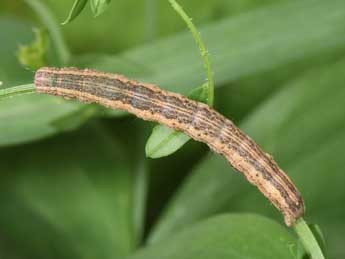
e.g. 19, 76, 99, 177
0, 0, 344, 258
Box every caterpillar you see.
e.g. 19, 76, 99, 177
35, 67, 304, 226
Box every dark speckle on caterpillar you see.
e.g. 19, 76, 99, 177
35, 67, 304, 226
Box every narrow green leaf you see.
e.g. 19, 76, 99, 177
17, 28, 49, 70
0, 84, 35, 101
145, 84, 208, 158
294, 218, 325, 259
128, 214, 299, 259
62, 0, 89, 25
308, 224, 327, 258
90, 0, 111, 17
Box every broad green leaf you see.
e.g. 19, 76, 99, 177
62, 0, 88, 25
50, 104, 100, 131
88, 0, 345, 94
90, 0, 111, 17
0, 94, 85, 146
145, 84, 209, 158
36, 0, 279, 53
0, 126, 134, 259
17, 28, 49, 70
4, 0, 345, 148
128, 214, 299, 259
148, 58, 345, 259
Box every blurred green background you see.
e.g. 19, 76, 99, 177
0, 0, 345, 258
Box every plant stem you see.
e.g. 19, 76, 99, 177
0, 84, 36, 101
24, 0, 71, 65
293, 217, 325, 259
168, 0, 214, 106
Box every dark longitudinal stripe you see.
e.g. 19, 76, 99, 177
34, 67, 304, 226
54, 71, 302, 211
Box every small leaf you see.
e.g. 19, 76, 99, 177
62, 0, 88, 25
145, 126, 190, 158
188, 83, 209, 102
16, 28, 49, 70
145, 84, 209, 159
146, 0, 214, 159
90, 0, 112, 17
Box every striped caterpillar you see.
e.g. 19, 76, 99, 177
35, 67, 304, 226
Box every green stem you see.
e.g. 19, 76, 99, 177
0, 84, 36, 101
293, 217, 325, 259
168, 0, 214, 106
24, 0, 71, 65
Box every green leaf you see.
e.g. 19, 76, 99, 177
293, 222, 328, 259
90, 0, 111, 17
146, 126, 190, 158
147, 57, 345, 259
294, 219, 325, 259
5, 0, 345, 149
32, 0, 279, 53
145, 84, 208, 159
128, 214, 299, 259
188, 83, 209, 102
88, 0, 345, 95
62, 0, 88, 25
0, 84, 35, 101
17, 28, 49, 70
0, 94, 84, 146
309, 224, 327, 257
0, 126, 134, 259
50, 104, 100, 131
